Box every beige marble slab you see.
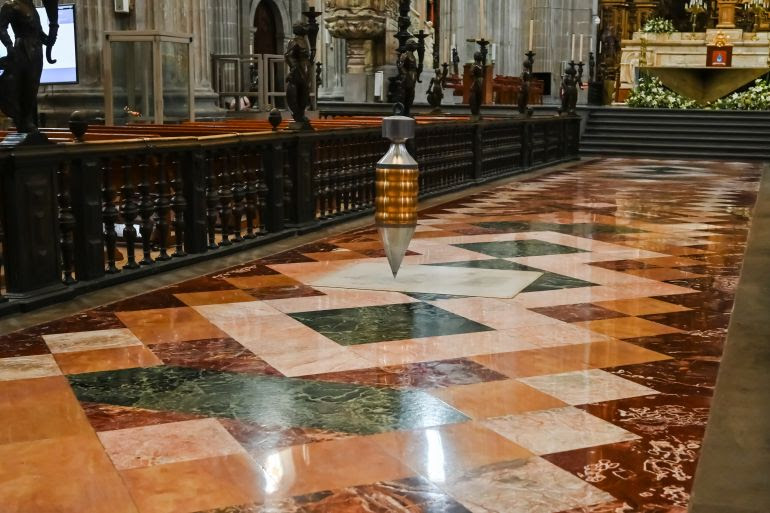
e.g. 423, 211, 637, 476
0, 354, 62, 381
43, 329, 144, 354
307, 262, 542, 299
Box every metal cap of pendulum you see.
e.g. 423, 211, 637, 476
375, 115, 419, 278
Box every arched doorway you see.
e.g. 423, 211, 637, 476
253, 0, 281, 55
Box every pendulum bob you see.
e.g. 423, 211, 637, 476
375, 115, 419, 277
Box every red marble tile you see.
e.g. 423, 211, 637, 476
80, 402, 205, 432
531, 304, 628, 323
148, 338, 282, 376
0, 331, 49, 358
303, 358, 507, 389
217, 418, 356, 455
609, 360, 720, 397
544, 436, 700, 512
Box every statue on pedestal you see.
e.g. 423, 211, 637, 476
0, 0, 58, 143
397, 38, 419, 116
517, 51, 535, 117
285, 21, 313, 130
469, 52, 484, 120
426, 66, 448, 113
559, 62, 578, 116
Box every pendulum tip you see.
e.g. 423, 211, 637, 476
378, 226, 416, 280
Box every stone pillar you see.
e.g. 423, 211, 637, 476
717, 0, 738, 29
324, 0, 387, 102
634, 1, 658, 32
39, 0, 219, 125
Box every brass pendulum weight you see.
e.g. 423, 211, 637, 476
375, 115, 419, 278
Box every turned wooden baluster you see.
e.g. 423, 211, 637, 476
102, 159, 120, 274
318, 143, 331, 218
231, 150, 246, 243
205, 152, 220, 250
169, 153, 187, 258
137, 155, 155, 266
57, 162, 76, 284
313, 144, 325, 218
154, 155, 172, 261
243, 149, 259, 239
256, 154, 269, 234
120, 157, 140, 269
217, 153, 233, 246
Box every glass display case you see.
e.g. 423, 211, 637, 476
103, 31, 194, 125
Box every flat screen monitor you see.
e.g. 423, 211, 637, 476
0, 4, 78, 85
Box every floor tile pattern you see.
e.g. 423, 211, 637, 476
0, 158, 760, 512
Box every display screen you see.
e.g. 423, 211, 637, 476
0, 4, 78, 85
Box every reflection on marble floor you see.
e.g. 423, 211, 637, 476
0, 158, 760, 513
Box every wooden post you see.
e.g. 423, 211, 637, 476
1, 152, 65, 298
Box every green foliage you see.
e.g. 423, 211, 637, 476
641, 17, 676, 34
627, 76, 699, 109
627, 76, 770, 111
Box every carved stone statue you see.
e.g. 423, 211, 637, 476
469, 51, 483, 120
560, 63, 578, 116
285, 21, 312, 129
0, 0, 58, 139
397, 38, 419, 116
426, 66, 447, 113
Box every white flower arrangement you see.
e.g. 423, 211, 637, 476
628, 76, 770, 110
627, 76, 698, 109
641, 17, 676, 34
709, 79, 770, 110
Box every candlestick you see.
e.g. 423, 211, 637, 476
579, 34, 583, 61
571, 33, 576, 61
529, 19, 534, 51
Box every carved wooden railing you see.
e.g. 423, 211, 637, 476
0, 116, 581, 313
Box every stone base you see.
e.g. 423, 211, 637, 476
344, 73, 372, 103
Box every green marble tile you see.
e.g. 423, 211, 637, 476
474, 221, 563, 233
289, 302, 493, 346
454, 240, 587, 258
68, 366, 468, 436
405, 292, 469, 301
474, 222, 642, 237
431, 259, 596, 292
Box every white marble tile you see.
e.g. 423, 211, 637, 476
483, 406, 640, 455
0, 354, 61, 381
43, 328, 143, 354
441, 457, 614, 513
428, 298, 563, 330
261, 345, 375, 377
264, 288, 417, 314
519, 369, 659, 405
307, 262, 542, 299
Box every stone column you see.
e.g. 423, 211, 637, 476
717, 0, 738, 29
324, 0, 387, 102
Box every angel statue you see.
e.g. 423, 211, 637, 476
0, 0, 59, 139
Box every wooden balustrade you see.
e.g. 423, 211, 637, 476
0, 116, 580, 314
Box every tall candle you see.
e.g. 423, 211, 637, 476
491, 43, 496, 62
452, 34, 457, 49
590, 37, 594, 54
529, 19, 534, 51
579, 34, 583, 61
480, 0, 486, 38
571, 33, 576, 61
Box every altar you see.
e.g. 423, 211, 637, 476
618, 28, 770, 102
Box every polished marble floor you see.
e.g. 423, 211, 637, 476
0, 158, 760, 513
